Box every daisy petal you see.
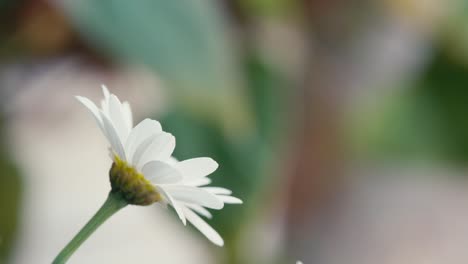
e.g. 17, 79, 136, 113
122, 101, 133, 129
185, 177, 212, 187
174, 158, 218, 180
157, 186, 186, 225
102, 84, 110, 99
75, 96, 104, 130
137, 133, 175, 169
183, 207, 224, 246
166, 156, 179, 165
108, 94, 131, 143
99, 110, 126, 160
100, 85, 111, 116
132, 132, 172, 168
202, 187, 232, 195
185, 204, 212, 219
217, 195, 243, 204
165, 186, 223, 210
142, 160, 182, 184
125, 118, 162, 160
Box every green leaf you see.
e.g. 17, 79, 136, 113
63, 0, 252, 130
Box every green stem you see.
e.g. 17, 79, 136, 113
52, 191, 128, 264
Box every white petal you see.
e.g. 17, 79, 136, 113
202, 187, 232, 195
131, 132, 172, 168
99, 110, 126, 160
217, 195, 243, 204
102, 84, 110, 99
185, 177, 212, 187
75, 96, 104, 130
174, 158, 218, 180
137, 133, 175, 169
164, 186, 223, 210
156, 186, 186, 225
167, 156, 179, 165
101, 99, 110, 117
101, 85, 111, 116
75, 96, 128, 160
122, 101, 133, 129
185, 204, 212, 219
125, 119, 162, 160
108, 94, 130, 143
142, 160, 183, 184
183, 207, 223, 246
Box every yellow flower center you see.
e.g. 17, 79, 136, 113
109, 156, 161, 205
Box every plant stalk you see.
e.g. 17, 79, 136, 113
52, 191, 127, 264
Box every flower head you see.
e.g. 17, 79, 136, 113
76, 85, 242, 246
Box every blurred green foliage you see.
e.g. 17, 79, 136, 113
64, 0, 251, 131
238, 0, 295, 17
0, 118, 22, 264
350, 86, 444, 162
351, 48, 468, 165
417, 49, 468, 163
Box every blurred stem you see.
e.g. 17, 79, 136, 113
52, 191, 128, 264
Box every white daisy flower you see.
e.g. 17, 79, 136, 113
75, 85, 242, 246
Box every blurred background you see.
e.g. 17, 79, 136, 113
2, 0, 468, 263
